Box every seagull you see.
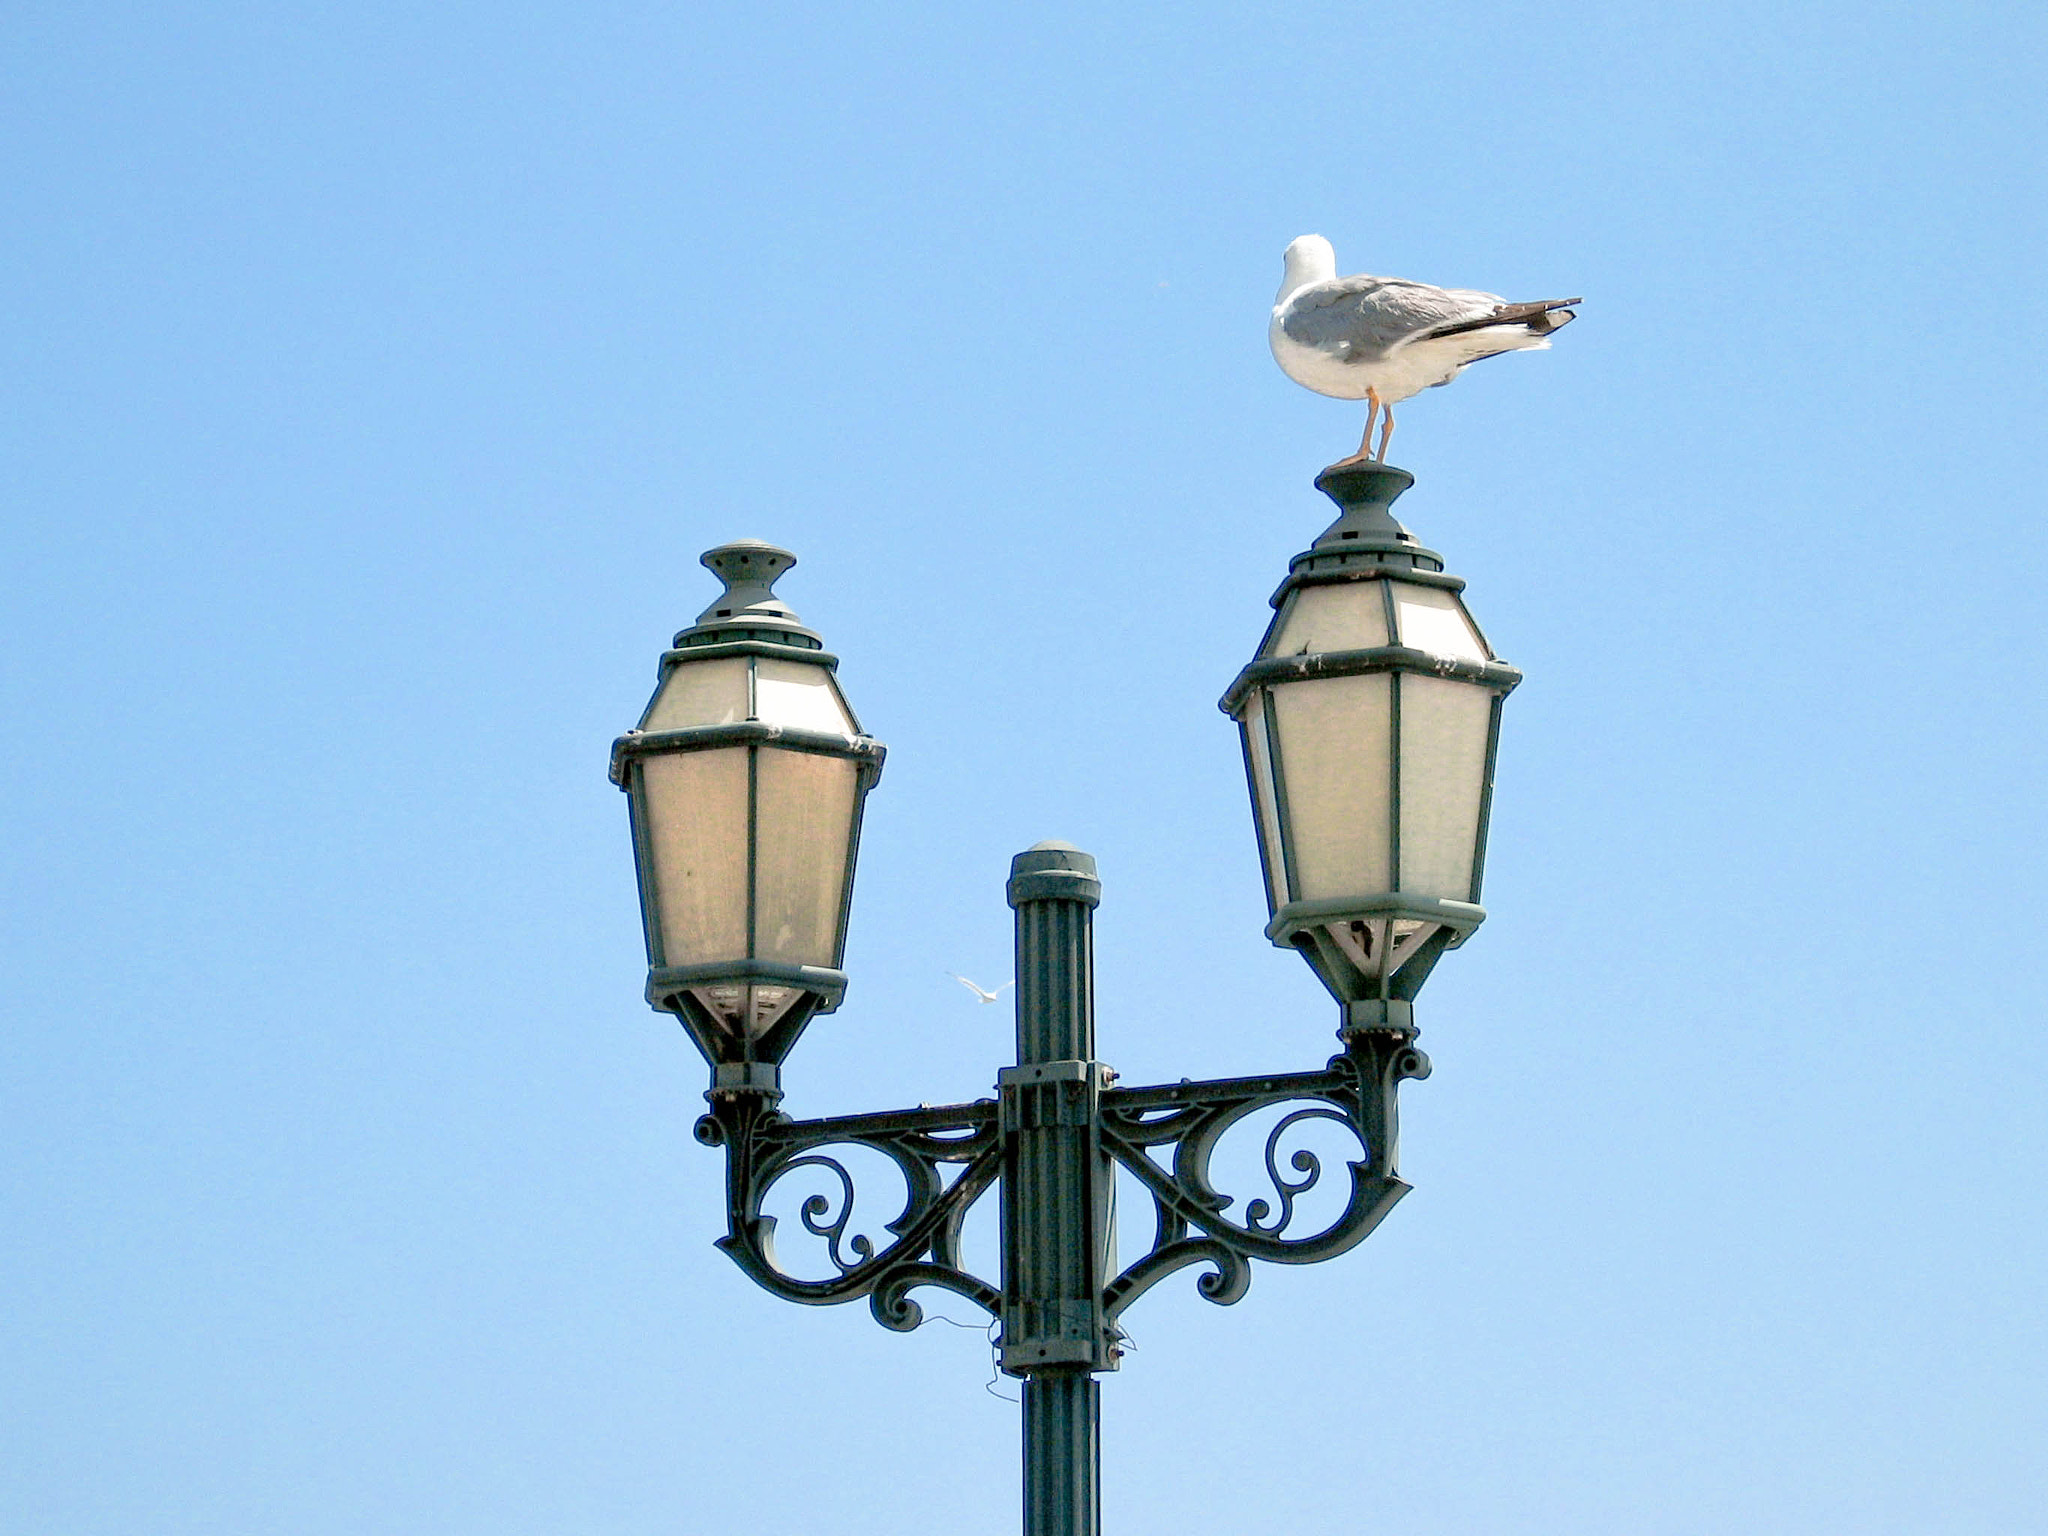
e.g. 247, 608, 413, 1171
1270, 233, 1580, 465
946, 972, 1014, 1004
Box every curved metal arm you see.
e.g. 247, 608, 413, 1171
1097, 1031, 1431, 1320
693, 1032, 1428, 1335
695, 1093, 1004, 1330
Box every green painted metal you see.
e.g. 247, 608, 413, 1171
1220, 647, 1521, 713
1002, 841, 1113, 1536
676, 540, 823, 649
1302, 460, 1421, 552
614, 720, 886, 763
1022, 1374, 1099, 1536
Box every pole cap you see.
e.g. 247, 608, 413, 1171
1007, 841, 1101, 908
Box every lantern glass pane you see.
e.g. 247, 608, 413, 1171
640, 747, 750, 964
753, 749, 859, 966
1397, 675, 1492, 899
1267, 581, 1388, 657
1270, 672, 1393, 900
1393, 585, 1488, 662
754, 657, 856, 733
642, 657, 749, 731
1242, 690, 1289, 911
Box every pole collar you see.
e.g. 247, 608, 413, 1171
708, 1061, 783, 1098
1339, 999, 1416, 1039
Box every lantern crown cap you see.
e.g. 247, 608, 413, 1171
675, 539, 823, 649
1269, 462, 1447, 601
1310, 461, 1422, 553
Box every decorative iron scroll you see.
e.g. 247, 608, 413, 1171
1097, 1031, 1430, 1318
696, 1094, 1004, 1330
696, 1031, 1428, 1335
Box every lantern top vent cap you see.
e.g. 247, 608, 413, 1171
674, 539, 823, 649
1264, 460, 1447, 600
1310, 460, 1421, 552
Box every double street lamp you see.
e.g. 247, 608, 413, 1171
610, 460, 1519, 1536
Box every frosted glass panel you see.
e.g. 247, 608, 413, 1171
754, 658, 856, 734
642, 657, 749, 730
753, 750, 858, 966
640, 748, 750, 964
1393, 586, 1488, 662
1242, 691, 1289, 910
1397, 676, 1491, 899
1270, 673, 1393, 901
1266, 581, 1388, 657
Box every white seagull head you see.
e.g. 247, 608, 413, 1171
1278, 233, 1337, 304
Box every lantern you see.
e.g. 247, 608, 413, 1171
1220, 464, 1520, 1029
610, 541, 884, 1079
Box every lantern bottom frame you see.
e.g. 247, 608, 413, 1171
646, 959, 848, 1011
1266, 893, 1486, 1009
645, 960, 849, 1087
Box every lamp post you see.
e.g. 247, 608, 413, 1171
609, 464, 1518, 1536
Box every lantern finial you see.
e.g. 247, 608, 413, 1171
1309, 461, 1420, 553
674, 540, 823, 650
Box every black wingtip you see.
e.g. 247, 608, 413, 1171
1421, 298, 1581, 341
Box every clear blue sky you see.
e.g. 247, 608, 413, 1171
5, 3, 2044, 1533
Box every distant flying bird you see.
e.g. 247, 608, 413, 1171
1270, 233, 1579, 465
946, 972, 1014, 1004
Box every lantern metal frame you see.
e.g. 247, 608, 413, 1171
1220, 461, 1521, 1021
610, 471, 1516, 1536
609, 542, 886, 1087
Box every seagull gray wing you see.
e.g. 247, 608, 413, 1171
1279, 277, 1503, 360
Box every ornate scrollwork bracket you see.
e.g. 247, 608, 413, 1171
1098, 1028, 1431, 1320
692, 1025, 1429, 1338
694, 1091, 1005, 1332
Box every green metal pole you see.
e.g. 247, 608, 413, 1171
1021, 1374, 1098, 1536
1002, 842, 1114, 1536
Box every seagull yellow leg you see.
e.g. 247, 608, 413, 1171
1376, 404, 1396, 462
1358, 389, 1380, 460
